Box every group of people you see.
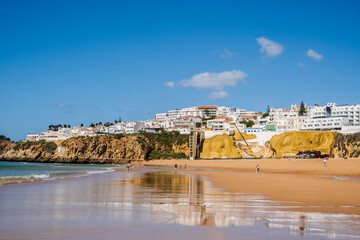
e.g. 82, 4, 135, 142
174, 163, 186, 169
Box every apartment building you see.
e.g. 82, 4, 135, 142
125, 122, 145, 134
197, 106, 218, 118
308, 103, 360, 126
301, 117, 349, 131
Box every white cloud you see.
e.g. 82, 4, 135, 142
307, 49, 323, 61
165, 81, 175, 88
55, 103, 72, 108
220, 48, 236, 58
256, 37, 283, 57
179, 70, 247, 90
208, 90, 229, 100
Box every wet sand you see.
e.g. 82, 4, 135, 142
147, 158, 360, 215
1, 168, 360, 239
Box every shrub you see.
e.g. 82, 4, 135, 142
113, 133, 125, 139
147, 150, 187, 160
45, 142, 58, 152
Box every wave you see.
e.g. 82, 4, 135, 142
86, 168, 115, 175
0, 174, 50, 181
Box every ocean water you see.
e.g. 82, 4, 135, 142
0, 161, 117, 183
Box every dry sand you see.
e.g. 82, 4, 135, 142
147, 158, 360, 215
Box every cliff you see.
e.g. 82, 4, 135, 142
270, 132, 336, 157
1, 132, 189, 163
2, 131, 359, 162
334, 132, 360, 158
0, 137, 15, 155
200, 135, 242, 159
200, 131, 360, 159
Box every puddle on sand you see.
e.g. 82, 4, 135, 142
0, 170, 359, 240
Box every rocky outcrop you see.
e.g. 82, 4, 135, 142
0, 138, 15, 154
262, 141, 277, 158
334, 132, 360, 158
54, 136, 153, 163
270, 132, 336, 157
1, 133, 189, 163
200, 135, 242, 159
199, 131, 358, 159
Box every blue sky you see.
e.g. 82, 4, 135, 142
1, 0, 360, 140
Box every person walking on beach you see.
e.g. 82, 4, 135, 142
323, 159, 327, 167
256, 164, 260, 173
174, 163, 177, 168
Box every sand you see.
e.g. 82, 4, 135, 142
146, 158, 360, 215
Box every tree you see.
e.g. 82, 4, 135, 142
114, 119, 118, 124
196, 122, 202, 128
80, 123, 84, 127
299, 101, 307, 116
68, 124, 71, 128
0, 135, 11, 141
262, 112, 269, 118
90, 123, 95, 128
99, 122, 102, 125
267, 105, 270, 113
239, 120, 255, 128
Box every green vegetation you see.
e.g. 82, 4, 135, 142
147, 150, 187, 160
261, 112, 269, 118
13, 140, 43, 151
45, 142, 58, 152
240, 120, 255, 128
196, 122, 202, 128
299, 101, 307, 116
0, 135, 13, 154
201, 116, 216, 121
13, 140, 57, 153
131, 131, 189, 150
113, 133, 125, 139
0, 135, 11, 141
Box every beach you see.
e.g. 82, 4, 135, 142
1, 161, 360, 239
146, 158, 360, 215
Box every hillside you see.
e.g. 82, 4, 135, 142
0, 135, 15, 155
0, 132, 189, 163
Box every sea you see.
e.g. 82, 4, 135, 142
0, 161, 118, 184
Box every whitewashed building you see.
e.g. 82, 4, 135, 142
125, 121, 145, 134
308, 103, 360, 126
301, 117, 349, 131
26, 133, 40, 141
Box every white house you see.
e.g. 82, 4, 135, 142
125, 121, 145, 134
155, 113, 168, 121
26, 133, 40, 141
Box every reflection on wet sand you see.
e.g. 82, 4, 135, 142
129, 171, 360, 239
0, 170, 359, 240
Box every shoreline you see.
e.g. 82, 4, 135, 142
2, 159, 360, 215
147, 158, 360, 215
